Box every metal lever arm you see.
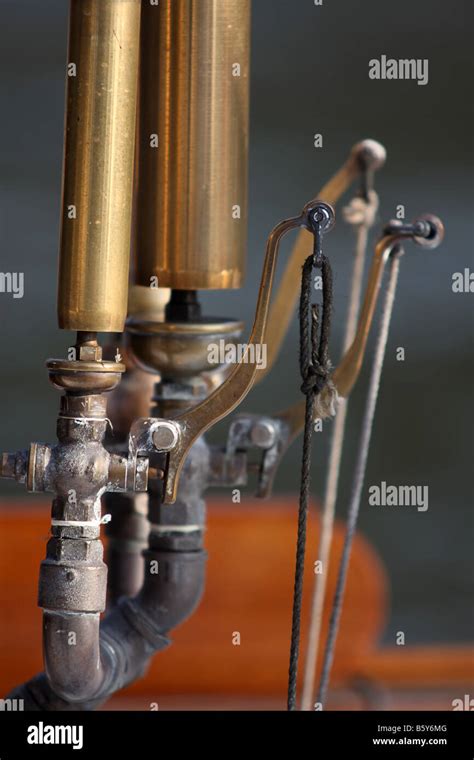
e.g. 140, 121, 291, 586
276, 215, 444, 448
258, 139, 386, 381
156, 200, 334, 503
216, 215, 443, 501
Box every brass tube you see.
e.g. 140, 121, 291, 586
58, 0, 141, 333
134, 0, 251, 290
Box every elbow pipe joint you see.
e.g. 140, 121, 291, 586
41, 547, 206, 703
131, 548, 207, 633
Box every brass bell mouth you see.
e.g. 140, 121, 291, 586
46, 359, 125, 394
126, 316, 245, 379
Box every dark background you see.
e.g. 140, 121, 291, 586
0, 0, 472, 645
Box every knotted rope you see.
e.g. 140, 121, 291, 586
287, 249, 333, 711
301, 190, 379, 711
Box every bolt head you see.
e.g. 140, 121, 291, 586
413, 214, 444, 250
250, 420, 277, 449
307, 202, 335, 235
152, 422, 180, 452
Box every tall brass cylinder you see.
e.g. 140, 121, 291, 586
134, 0, 251, 291
58, 0, 141, 333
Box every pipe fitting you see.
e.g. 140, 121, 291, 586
0, 450, 27, 482
36, 546, 207, 704
39, 558, 107, 614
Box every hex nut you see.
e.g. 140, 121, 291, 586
77, 344, 103, 362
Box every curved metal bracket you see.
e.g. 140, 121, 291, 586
154, 200, 335, 503
126, 214, 443, 505
258, 139, 386, 382
267, 214, 445, 470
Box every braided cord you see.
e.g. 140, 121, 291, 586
287, 254, 333, 711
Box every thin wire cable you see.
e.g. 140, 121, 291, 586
301, 193, 378, 711
316, 250, 402, 708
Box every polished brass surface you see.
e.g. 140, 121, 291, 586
127, 318, 244, 378
47, 358, 125, 394
260, 139, 386, 381
58, 0, 141, 332
127, 285, 170, 319
134, 0, 251, 290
